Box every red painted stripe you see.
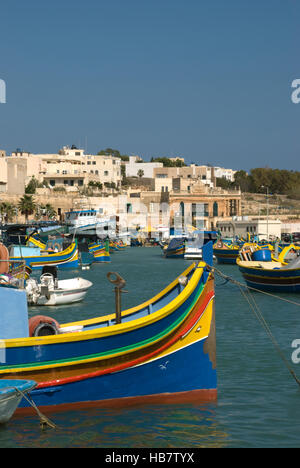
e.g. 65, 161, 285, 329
36, 289, 215, 390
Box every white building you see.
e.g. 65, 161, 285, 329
217, 217, 282, 241
125, 156, 163, 179
214, 166, 237, 182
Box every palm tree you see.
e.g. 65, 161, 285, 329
0, 202, 17, 223
41, 203, 57, 220
18, 195, 36, 223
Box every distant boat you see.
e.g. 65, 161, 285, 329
9, 241, 79, 270
65, 209, 115, 236
163, 238, 186, 258
184, 232, 218, 260
0, 380, 36, 424
237, 243, 300, 293
213, 239, 241, 264
88, 242, 111, 262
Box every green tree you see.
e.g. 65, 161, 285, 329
216, 177, 233, 190
233, 170, 253, 192
25, 176, 39, 194
0, 202, 16, 223
18, 195, 36, 223
150, 157, 186, 167
38, 203, 57, 220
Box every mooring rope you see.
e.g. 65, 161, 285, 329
210, 265, 300, 388
13, 388, 57, 430
211, 265, 300, 307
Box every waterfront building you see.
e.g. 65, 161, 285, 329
216, 217, 282, 241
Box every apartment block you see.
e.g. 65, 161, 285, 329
3, 146, 122, 194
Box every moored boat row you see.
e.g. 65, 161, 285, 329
0, 241, 217, 417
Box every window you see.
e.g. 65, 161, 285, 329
213, 202, 218, 217
78, 180, 83, 186
50, 180, 55, 187
104, 171, 109, 176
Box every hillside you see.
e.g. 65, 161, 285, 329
241, 193, 300, 220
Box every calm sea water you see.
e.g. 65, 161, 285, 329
1, 247, 300, 448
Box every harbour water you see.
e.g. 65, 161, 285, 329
1, 247, 300, 448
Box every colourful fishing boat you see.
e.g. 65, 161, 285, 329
109, 241, 123, 252
213, 240, 241, 264
27, 234, 47, 250
0, 242, 217, 412
163, 238, 186, 258
237, 243, 300, 293
88, 240, 111, 263
9, 241, 79, 270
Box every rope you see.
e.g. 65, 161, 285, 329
13, 388, 57, 430
211, 265, 300, 307
210, 265, 300, 388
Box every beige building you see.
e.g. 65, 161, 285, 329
153, 165, 215, 189
4, 146, 122, 194
0, 150, 7, 192
36, 146, 122, 190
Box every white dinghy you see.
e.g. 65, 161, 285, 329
26, 266, 93, 306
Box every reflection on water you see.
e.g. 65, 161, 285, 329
5, 403, 230, 448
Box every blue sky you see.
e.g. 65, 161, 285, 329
0, 0, 299, 171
